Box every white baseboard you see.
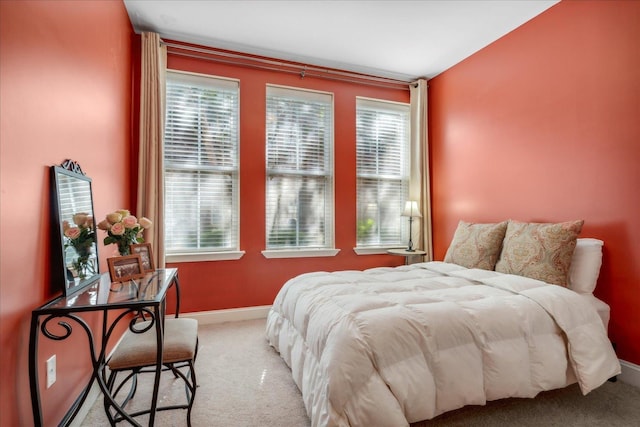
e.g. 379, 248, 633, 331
619, 359, 640, 388
182, 305, 272, 324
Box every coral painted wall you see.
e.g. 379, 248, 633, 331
5, 0, 635, 424
0, 1, 134, 425
164, 50, 409, 314
429, 0, 640, 364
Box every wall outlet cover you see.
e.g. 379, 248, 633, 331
46, 355, 56, 388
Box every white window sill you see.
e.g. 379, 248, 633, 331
166, 251, 245, 263
353, 246, 406, 255
261, 249, 340, 259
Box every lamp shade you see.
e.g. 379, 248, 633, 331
401, 201, 422, 218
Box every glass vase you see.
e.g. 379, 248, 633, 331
117, 240, 131, 256
73, 246, 95, 280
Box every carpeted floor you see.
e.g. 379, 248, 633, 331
81, 318, 640, 426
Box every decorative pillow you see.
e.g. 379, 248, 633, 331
444, 220, 508, 270
495, 220, 584, 286
568, 238, 604, 294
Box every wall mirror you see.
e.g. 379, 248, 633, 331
50, 160, 100, 296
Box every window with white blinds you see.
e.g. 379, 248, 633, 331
356, 97, 410, 247
164, 71, 239, 254
265, 86, 334, 250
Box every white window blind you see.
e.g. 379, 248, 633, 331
265, 86, 334, 249
356, 97, 410, 247
164, 71, 239, 253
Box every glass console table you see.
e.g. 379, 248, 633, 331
29, 268, 180, 426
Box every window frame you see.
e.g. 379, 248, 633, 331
354, 96, 411, 254
164, 70, 244, 263
262, 84, 337, 259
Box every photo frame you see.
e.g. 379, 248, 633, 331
107, 254, 146, 282
130, 243, 155, 272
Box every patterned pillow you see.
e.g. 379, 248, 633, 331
495, 220, 584, 286
444, 221, 509, 270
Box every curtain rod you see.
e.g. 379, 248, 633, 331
162, 41, 413, 91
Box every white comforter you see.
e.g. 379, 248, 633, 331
265, 262, 620, 427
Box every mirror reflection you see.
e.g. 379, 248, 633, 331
51, 161, 100, 295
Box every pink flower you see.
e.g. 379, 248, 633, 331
101, 209, 152, 251
139, 217, 152, 229
73, 213, 89, 226
122, 215, 138, 229
106, 212, 122, 224
110, 222, 125, 236
64, 227, 81, 239
62, 220, 71, 231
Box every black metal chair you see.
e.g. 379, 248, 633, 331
104, 317, 198, 426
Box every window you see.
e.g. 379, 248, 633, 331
265, 86, 334, 253
356, 98, 410, 249
164, 71, 240, 258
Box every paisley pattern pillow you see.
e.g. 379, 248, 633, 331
495, 220, 584, 286
444, 221, 508, 270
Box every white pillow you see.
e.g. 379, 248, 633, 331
568, 238, 603, 294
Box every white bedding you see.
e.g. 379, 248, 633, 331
266, 261, 620, 427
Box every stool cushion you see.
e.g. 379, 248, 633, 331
108, 318, 198, 371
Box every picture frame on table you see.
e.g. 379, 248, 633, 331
107, 254, 146, 282
130, 243, 154, 272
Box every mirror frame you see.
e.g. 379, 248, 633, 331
50, 160, 100, 296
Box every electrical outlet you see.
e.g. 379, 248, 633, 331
46, 355, 56, 388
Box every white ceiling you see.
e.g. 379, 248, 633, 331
124, 0, 559, 81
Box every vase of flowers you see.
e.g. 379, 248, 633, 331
97, 209, 152, 256
63, 213, 96, 280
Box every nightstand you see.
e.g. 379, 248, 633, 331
387, 248, 426, 265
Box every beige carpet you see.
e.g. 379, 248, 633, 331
82, 318, 640, 426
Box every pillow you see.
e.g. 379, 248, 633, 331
568, 238, 604, 294
495, 220, 584, 286
444, 220, 508, 270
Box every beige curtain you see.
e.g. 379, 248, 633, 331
410, 79, 433, 260
137, 32, 167, 268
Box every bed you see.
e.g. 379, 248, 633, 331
265, 220, 621, 427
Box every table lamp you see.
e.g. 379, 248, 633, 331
401, 201, 422, 252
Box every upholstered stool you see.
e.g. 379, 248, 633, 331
105, 317, 198, 426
